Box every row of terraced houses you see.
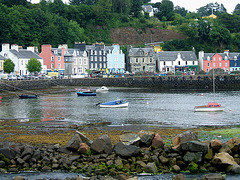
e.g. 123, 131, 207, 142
0, 42, 240, 76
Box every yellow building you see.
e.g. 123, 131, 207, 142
203, 13, 217, 19
0, 55, 5, 72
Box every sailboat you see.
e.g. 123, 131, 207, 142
194, 67, 225, 112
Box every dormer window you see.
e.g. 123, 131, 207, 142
234, 56, 237, 60
224, 56, 227, 60
207, 56, 210, 61
54, 50, 57, 54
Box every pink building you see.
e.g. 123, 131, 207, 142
199, 51, 230, 73
39, 45, 65, 74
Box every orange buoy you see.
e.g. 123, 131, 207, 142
229, 109, 232, 112
201, 93, 204, 96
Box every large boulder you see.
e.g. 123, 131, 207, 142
226, 137, 240, 153
90, 134, 112, 154
214, 152, 237, 165
113, 142, 140, 157
119, 133, 140, 146
151, 133, 164, 149
211, 139, 222, 152
145, 162, 158, 174
78, 143, 90, 155
76, 131, 93, 146
183, 152, 203, 162
180, 141, 208, 153
65, 133, 82, 151
172, 131, 198, 150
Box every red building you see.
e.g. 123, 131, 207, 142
199, 52, 230, 73
39, 44, 65, 74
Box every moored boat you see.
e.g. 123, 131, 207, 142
19, 94, 38, 99
76, 91, 96, 96
98, 99, 128, 108
96, 86, 109, 92
194, 102, 224, 112
75, 88, 91, 92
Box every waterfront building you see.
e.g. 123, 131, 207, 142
0, 54, 5, 73
156, 51, 198, 74
107, 45, 125, 74
199, 51, 230, 73
0, 43, 44, 75
39, 44, 65, 75
228, 52, 240, 72
127, 47, 156, 73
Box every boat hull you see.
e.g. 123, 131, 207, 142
100, 102, 129, 108
19, 95, 38, 99
194, 106, 224, 112
77, 92, 96, 96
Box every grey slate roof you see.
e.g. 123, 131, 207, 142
203, 53, 230, 60
52, 48, 62, 56
157, 51, 197, 61
0, 54, 6, 60
129, 48, 154, 56
10, 49, 42, 59
142, 5, 153, 13
228, 53, 240, 59
19, 50, 42, 59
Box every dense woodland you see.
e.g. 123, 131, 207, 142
0, 0, 240, 54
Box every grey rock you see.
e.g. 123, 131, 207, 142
114, 142, 140, 157
66, 133, 83, 151
180, 141, 208, 153
231, 164, 240, 174
140, 134, 154, 147
202, 173, 225, 180
145, 162, 157, 174
91, 134, 112, 154
183, 151, 203, 162
119, 133, 140, 145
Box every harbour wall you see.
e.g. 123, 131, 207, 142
1, 75, 240, 91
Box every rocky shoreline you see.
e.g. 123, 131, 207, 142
0, 129, 240, 180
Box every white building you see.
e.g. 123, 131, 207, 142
0, 43, 45, 75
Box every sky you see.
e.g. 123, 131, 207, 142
151, 0, 238, 14
30, 0, 238, 14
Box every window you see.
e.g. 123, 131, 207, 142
58, 57, 61, 61
235, 63, 237, 66
219, 63, 222, 67
150, 58, 152, 63
193, 61, 195, 65
178, 61, 180, 65
99, 51, 101, 55
213, 63, 215, 67
225, 63, 227, 67
163, 61, 166, 65
142, 58, 144, 63
99, 57, 102, 61
79, 67, 83, 73
58, 64, 61, 69
94, 51, 97, 55
114, 57, 117, 62
207, 56, 210, 61
104, 63, 106, 68
79, 59, 82, 65
100, 63, 102, 68
219, 57, 221, 61
21, 60, 23, 65
214, 57, 215, 61
51, 64, 54, 69
51, 56, 54, 61
84, 59, 87, 65
91, 63, 93, 68
136, 58, 138, 63
208, 63, 210, 67
185, 61, 187, 65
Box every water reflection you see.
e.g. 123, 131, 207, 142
0, 87, 240, 128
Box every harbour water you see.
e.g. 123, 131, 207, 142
0, 87, 240, 180
0, 87, 240, 128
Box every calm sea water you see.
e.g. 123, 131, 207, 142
0, 87, 240, 128
0, 87, 240, 179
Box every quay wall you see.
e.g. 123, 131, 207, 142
1, 75, 240, 91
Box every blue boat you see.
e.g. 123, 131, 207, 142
19, 94, 38, 99
77, 91, 96, 96
98, 99, 129, 108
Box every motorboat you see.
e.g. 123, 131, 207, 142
98, 99, 128, 108
19, 94, 38, 99
194, 102, 224, 112
77, 91, 96, 96
75, 88, 91, 92
96, 86, 109, 92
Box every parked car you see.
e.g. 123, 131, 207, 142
8, 75, 17, 80
16, 75, 24, 80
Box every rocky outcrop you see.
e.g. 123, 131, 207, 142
0, 130, 239, 179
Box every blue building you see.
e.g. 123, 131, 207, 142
107, 45, 125, 74
229, 52, 240, 72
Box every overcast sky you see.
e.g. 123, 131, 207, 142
30, 0, 238, 14
151, 0, 238, 14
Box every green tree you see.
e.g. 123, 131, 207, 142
130, 0, 143, 18
67, 20, 86, 46
112, 0, 130, 15
3, 59, 15, 74
69, 0, 96, 5
233, 4, 240, 16
93, 0, 112, 24
156, 0, 174, 21
179, 22, 199, 40
0, 0, 27, 7
174, 6, 187, 17
198, 19, 211, 42
209, 25, 231, 49
26, 58, 42, 74
218, 13, 240, 33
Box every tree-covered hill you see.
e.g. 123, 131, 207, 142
0, 0, 239, 54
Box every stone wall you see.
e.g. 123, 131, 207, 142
1, 75, 240, 91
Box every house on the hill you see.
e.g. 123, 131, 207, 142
0, 43, 44, 75
127, 47, 156, 73
156, 51, 198, 74
198, 51, 230, 73
0, 54, 6, 73
142, 5, 158, 17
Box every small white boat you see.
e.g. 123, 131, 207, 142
96, 86, 109, 92
98, 99, 129, 108
194, 102, 224, 112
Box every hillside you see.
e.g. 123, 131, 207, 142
110, 27, 187, 45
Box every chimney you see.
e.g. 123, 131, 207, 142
27, 47, 35, 52
224, 50, 229, 57
11, 44, 19, 51
2, 43, 10, 52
